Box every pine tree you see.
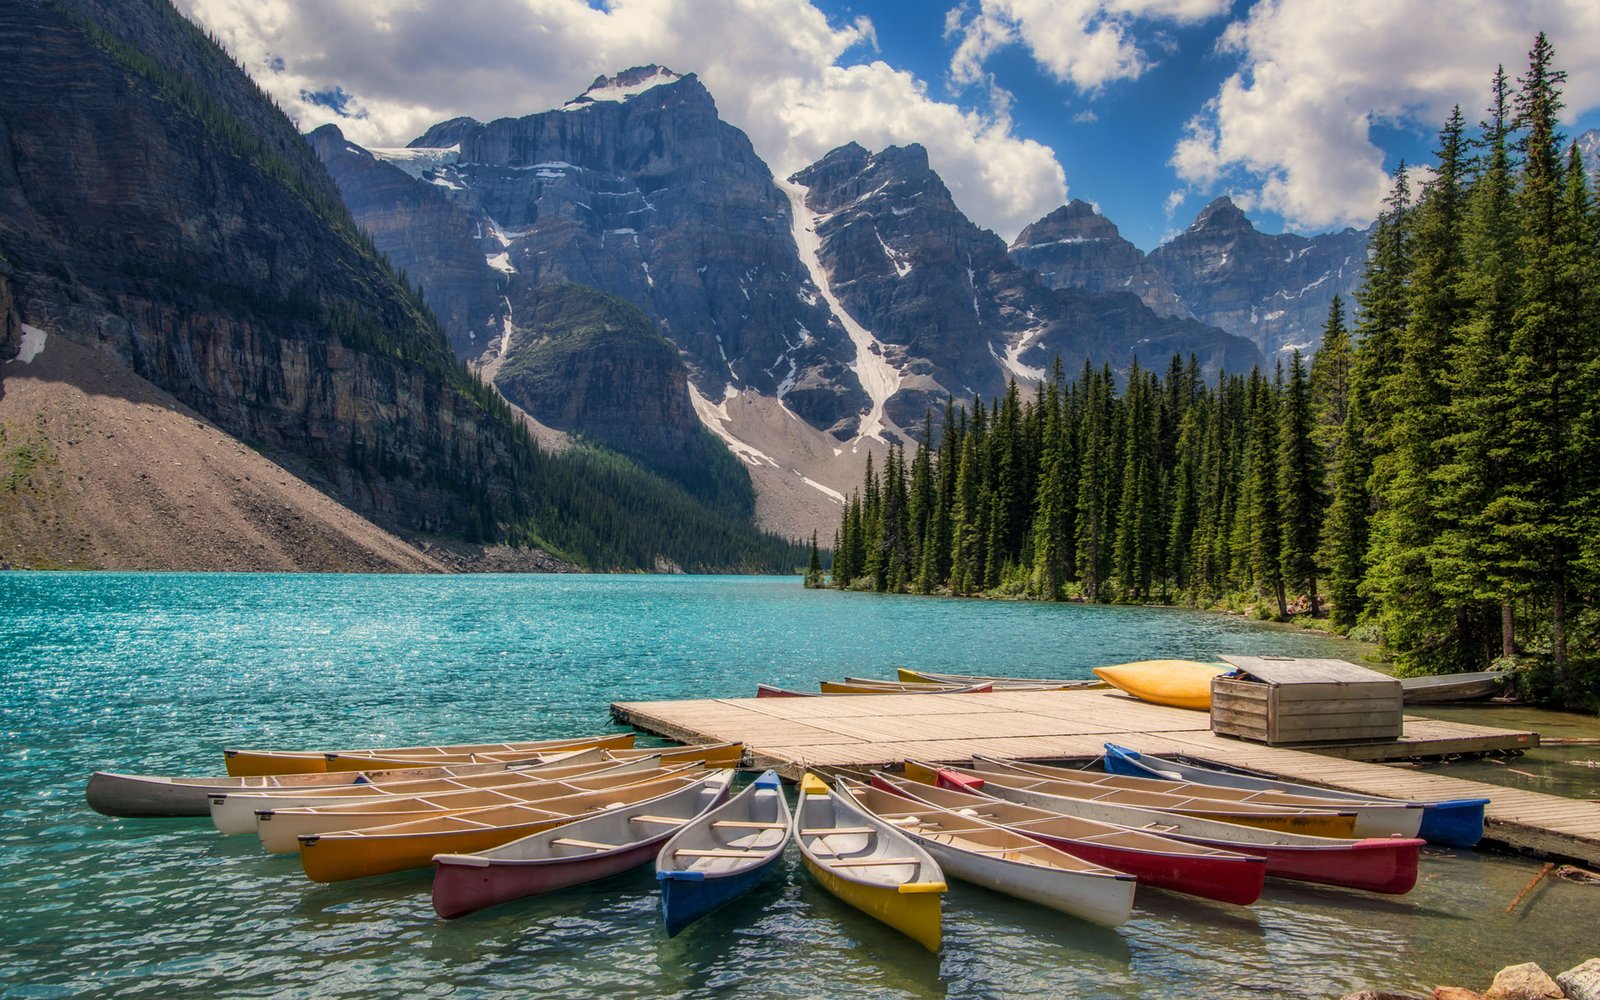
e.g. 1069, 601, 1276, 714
1309, 295, 1352, 462
805, 530, 824, 587
1277, 351, 1324, 615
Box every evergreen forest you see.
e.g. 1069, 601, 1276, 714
817, 35, 1600, 710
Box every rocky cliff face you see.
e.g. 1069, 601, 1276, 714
789, 143, 1263, 432
0, 259, 19, 363
494, 284, 753, 516
1009, 201, 1192, 320
0, 0, 543, 538
313, 67, 868, 438
1145, 197, 1369, 357
1580, 129, 1600, 187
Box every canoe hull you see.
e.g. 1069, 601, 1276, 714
910, 835, 1133, 927
86, 773, 225, 818
299, 821, 563, 883
800, 854, 942, 952
1417, 800, 1488, 848
432, 839, 661, 919
224, 751, 326, 777
1091, 661, 1225, 711
659, 858, 782, 937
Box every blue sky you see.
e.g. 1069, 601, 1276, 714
183, 0, 1600, 251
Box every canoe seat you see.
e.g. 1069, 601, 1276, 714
628, 815, 685, 825
711, 820, 787, 830
827, 857, 920, 867
801, 826, 876, 837
551, 837, 616, 850
674, 847, 769, 858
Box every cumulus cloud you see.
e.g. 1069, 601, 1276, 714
1171, 0, 1600, 230
177, 0, 1066, 240
945, 0, 1230, 92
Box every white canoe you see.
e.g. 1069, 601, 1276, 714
253, 763, 695, 851
209, 752, 643, 835
836, 778, 1136, 927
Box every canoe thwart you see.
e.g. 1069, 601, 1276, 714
710, 820, 788, 829
827, 856, 922, 867
801, 826, 877, 836
673, 847, 772, 858
550, 837, 617, 850
628, 815, 686, 825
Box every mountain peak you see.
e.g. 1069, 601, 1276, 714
1190, 196, 1253, 234
1012, 199, 1122, 248
565, 65, 686, 108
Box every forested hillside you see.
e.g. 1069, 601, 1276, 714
821, 35, 1599, 709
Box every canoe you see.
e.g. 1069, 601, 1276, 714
977, 755, 1424, 839
209, 751, 635, 834
794, 772, 946, 952
871, 771, 1267, 906
606, 742, 744, 769
297, 771, 710, 883
431, 771, 735, 919
1101, 743, 1487, 848
84, 749, 582, 819
252, 763, 694, 851
836, 777, 1136, 926
1400, 671, 1509, 704
1090, 660, 1227, 711
962, 757, 1360, 838
906, 761, 1424, 894
819, 678, 992, 694
896, 668, 1106, 690
655, 770, 792, 936
325, 734, 647, 772
223, 733, 635, 776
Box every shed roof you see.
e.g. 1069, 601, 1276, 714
1218, 655, 1400, 686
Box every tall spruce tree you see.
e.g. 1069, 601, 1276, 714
1277, 350, 1324, 615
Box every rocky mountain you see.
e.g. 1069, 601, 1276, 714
1145, 197, 1369, 357
491, 284, 753, 515
787, 143, 1263, 432
1580, 128, 1600, 186
310, 67, 868, 439
1008, 200, 1192, 320
1012, 197, 1369, 359
0, 0, 802, 571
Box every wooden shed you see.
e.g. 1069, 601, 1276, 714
1210, 655, 1403, 746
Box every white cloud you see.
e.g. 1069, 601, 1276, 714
177, 0, 1066, 241
946, 0, 1230, 92
1171, 0, 1600, 230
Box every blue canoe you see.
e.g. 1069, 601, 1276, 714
655, 769, 791, 936
1102, 744, 1487, 848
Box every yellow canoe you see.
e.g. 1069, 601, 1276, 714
225, 733, 636, 776
297, 772, 707, 882
1091, 660, 1228, 711
794, 773, 946, 952
607, 742, 745, 769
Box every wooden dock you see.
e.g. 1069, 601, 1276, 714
611, 688, 1600, 867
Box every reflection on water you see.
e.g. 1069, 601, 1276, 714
1405, 704, 1600, 800
3, 572, 1598, 998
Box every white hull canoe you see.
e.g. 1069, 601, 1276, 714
253, 764, 695, 852
210, 753, 647, 835
973, 755, 1424, 840
837, 778, 1135, 927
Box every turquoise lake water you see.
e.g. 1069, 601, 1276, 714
3, 572, 1596, 998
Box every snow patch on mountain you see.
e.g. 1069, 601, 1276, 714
780, 177, 902, 443
368, 145, 460, 179
563, 66, 682, 110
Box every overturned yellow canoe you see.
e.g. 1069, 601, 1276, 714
1091, 660, 1228, 711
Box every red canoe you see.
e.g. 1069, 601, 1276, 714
431, 772, 734, 919
910, 762, 1425, 896
872, 771, 1268, 905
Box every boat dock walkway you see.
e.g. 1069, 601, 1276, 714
611, 688, 1600, 866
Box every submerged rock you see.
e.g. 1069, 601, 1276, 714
1435, 988, 1486, 1000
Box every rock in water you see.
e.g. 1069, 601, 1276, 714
1484, 963, 1564, 1000
1434, 988, 1486, 1000
1558, 959, 1600, 1000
